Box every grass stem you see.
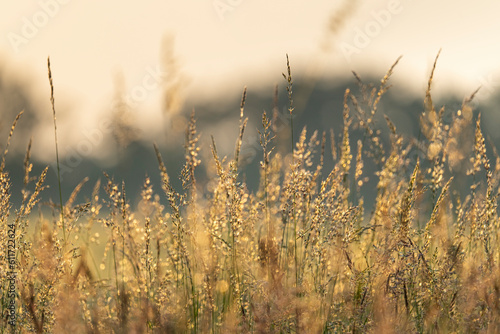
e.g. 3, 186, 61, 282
47, 57, 65, 243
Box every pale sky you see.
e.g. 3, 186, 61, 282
1, 0, 500, 162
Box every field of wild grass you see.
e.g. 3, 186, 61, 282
1, 53, 500, 333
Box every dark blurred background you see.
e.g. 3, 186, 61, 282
1, 0, 500, 208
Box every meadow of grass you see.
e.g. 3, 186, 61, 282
1, 53, 500, 333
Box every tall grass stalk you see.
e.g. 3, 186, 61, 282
47, 57, 65, 243
282, 53, 303, 330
